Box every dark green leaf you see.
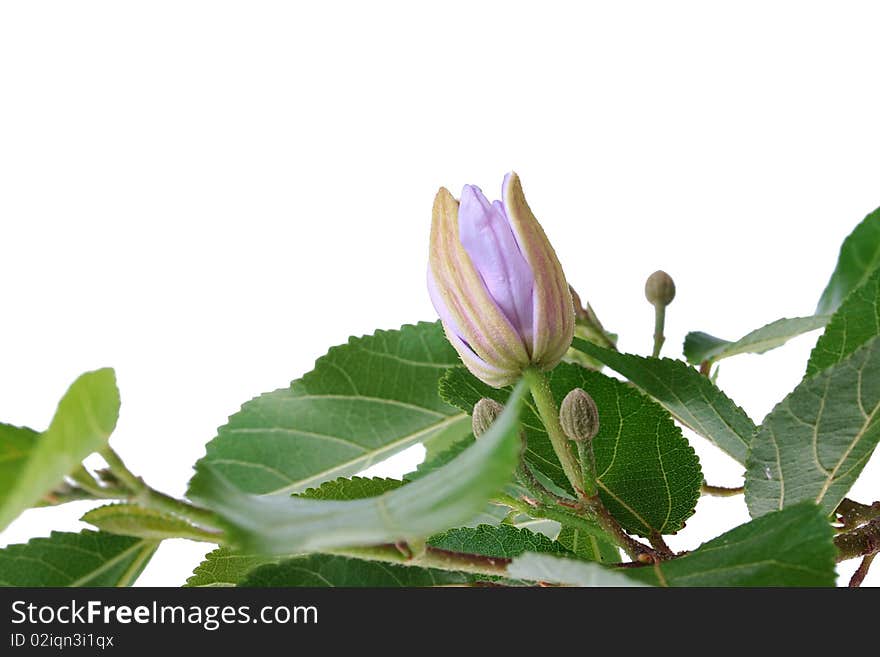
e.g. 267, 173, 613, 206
297, 476, 404, 500
188, 322, 470, 496
240, 554, 472, 587
816, 206, 880, 315
186, 547, 278, 587
746, 336, 880, 517
81, 504, 217, 542
0, 530, 157, 587
0, 369, 120, 531
684, 316, 829, 365
188, 383, 527, 554
441, 363, 702, 537
572, 339, 755, 464
556, 527, 620, 563
427, 524, 572, 558
807, 267, 880, 377
629, 503, 836, 586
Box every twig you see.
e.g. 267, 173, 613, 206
701, 482, 744, 497
848, 553, 876, 588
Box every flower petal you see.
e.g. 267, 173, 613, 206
458, 184, 535, 351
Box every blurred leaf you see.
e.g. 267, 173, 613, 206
189, 383, 527, 554
0, 369, 119, 532
81, 504, 216, 542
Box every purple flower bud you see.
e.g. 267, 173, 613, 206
428, 172, 574, 387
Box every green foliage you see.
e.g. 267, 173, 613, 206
808, 267, 880, 377
0, 531, 157, 587
186, 547, 278, 587
442, 363, 702, 537
297, 476, 405, 500
507, 553, 646, 586
426, 524, 572, 558
684, 316, 829, 365
556, 526, 620, 563
188, 322, 470, 496
0, 369, 120, 532
81, 504, 215, 542
240, 554, 473, 587
572, 340, 755, 464
745, 336, 880, 517
188, 383, 527, 554
630, 503, 836, 587
816, 206, 880, 315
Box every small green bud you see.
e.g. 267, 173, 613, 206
559, 388, 600, 442
472, 397, 504, 438
645, 270, 676, 307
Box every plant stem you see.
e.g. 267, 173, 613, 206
848, 553, 876, 588
835, 498, 880, 531
521, 367, 585, 498
576, 440, 599, 498
652, 304, 666, 358
100, 447, 222, 531
834, 517, 880, 562
700, 482, 744, 497
327, 544, 511, 578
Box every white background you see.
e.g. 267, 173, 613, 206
1, 2, 879, 587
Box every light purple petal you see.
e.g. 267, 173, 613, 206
458, 184, 535, 349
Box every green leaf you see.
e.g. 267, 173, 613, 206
186, 547, 278, 587
684, 316, 829, 365
297, 476, 405, 500
427, 524, 572, 558
81, 504, 216, 542
0, 530, 157, 587
441, 363, 702, 537
572, 339, 755, 464
745, 336, 880, 518
807, 267, 880, 377
188, 322, 470, 496
507, 553, 647, 586
240, 554, 472, 587
0, 369, 120, 532
188, 382, 528, 554
0, 423, 38, 508
556, 527, 620, 563
816, 206, 880, 315
629, 503, 836, 586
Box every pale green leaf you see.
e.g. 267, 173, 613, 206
807, 267, 880, 377
629, 503, 836, 586
0, 424, 38, 508
816, 206, 880, 315
0, 369, 120, 531
507, 553, 646, 586
188, 382, 527, 554
186, 547, 278, 587
746, 336, 880, 517
684, 316, 829, 365
81, 504, 218, 542
572, 339, 755, 464
188, 322, 470, 496
441, 363, 702, 537
0, 530, 157, 587
240, 554, 472, 587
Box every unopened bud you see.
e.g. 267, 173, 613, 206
559, 388, 600, 442
645, 270, 676, 307
472, 397, 504, 438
